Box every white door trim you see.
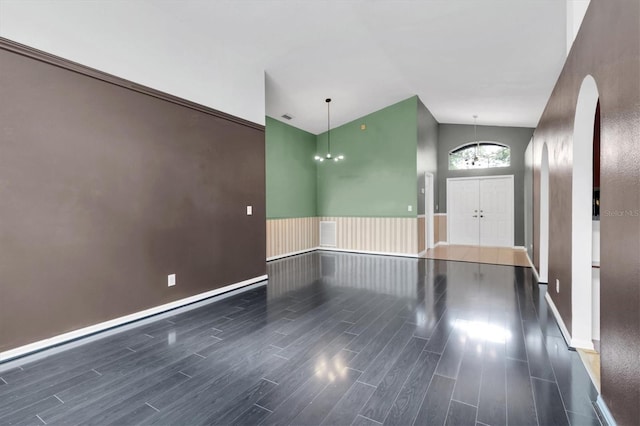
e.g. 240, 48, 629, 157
425, 172, 435, 249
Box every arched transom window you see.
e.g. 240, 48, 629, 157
448, 142, 510, 170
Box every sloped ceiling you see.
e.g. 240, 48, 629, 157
0, 0, 567, 132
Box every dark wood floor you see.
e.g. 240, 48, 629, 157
0, 252, 601, 425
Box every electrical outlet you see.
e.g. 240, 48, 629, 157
408, 205, 413, 212
556, 278, 560, 293
168, 274, 176, 287
246, 205, 253, 216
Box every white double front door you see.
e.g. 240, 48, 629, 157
447, 176, 514, 247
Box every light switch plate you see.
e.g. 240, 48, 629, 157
168, 274, 176, 287
246, 205, 253, 215
408, 205, 413, 212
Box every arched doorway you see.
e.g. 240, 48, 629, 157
539, 144, 550, 283
571, 75, 599, 350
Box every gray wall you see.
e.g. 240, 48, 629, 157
437, 124, 534, 246
417, 98, 439, 215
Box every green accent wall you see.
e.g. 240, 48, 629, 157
316, 97, 418, 217
265, 117, 317, 218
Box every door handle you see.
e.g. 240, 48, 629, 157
480, 215, 484, 218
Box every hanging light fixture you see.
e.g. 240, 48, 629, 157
468, 115, 480, 167
314, 98, 344, 163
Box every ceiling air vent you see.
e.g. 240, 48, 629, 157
281, 114, 293, 120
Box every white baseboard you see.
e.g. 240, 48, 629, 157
525, 251, 541, 282
318, 247, 420, 258
596, 395, 617, 426
417, 250, 427, 257
269, 246, 424, 261
571, 338, 595, 351
432, 241, 524, 251
267, 248, 317, 261
545, 291, 573, 348
0, 274, 268, 363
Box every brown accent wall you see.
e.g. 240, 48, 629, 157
0, 40, 266, 353
532, 1, 639, 423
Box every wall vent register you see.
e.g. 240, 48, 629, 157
319, 221, 337, 247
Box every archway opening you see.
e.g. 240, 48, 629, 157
540, 144, 550, 283
571, 75, 599, 351
592, 101, 600, 354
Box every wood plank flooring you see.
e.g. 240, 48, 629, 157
423, 245, 532, 267
0, 252, 600, 425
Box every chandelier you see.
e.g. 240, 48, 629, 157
314, 98, 344, 162
468, 115, 480, 167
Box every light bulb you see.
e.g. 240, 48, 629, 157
338, 155, 344, 160
319, 158, 324, 162
314, 155, 321, 160
326, 153, 332, 159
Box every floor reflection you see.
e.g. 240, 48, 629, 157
454, 319, 512, 344
266, 251, 422, 299
314, 351, 349, 382
267, 251, 521, 322
0, 251, 600, 426
261, 251, 600, 425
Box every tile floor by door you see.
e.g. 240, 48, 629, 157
424, 245, 532, 268
0, 252, 601, 425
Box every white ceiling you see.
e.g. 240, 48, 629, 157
0, 1, 567, 133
